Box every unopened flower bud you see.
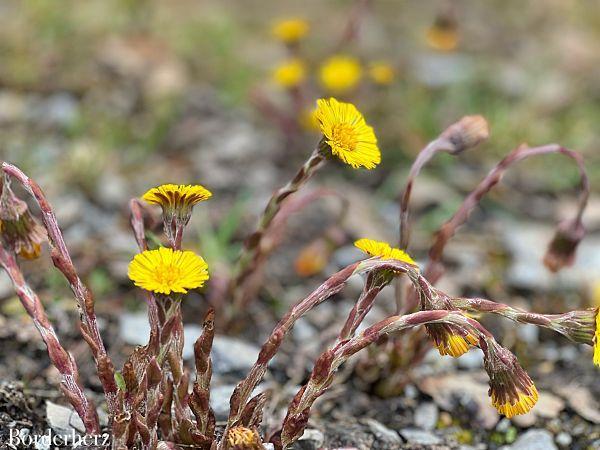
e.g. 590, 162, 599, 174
551, 308, 596, 346
440, 115, 490, 155
0, 180, 46, 259
543, 218, 585, 272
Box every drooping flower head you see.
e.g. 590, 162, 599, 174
0, 179, 46, 259
272, 59, 307, 89
226, 426, 262, 450
271, 18, 309, 44
319, 55, 362, 93
142, 184, 212, 243
368, 61, 395, 86
425, 15, 459, 52
128, 247, 209, 295
354, 238, 415, 265
484, 343, 538, 418
315, 98, 380, 169
426, 322, 478, 357
543, 218, 585, 273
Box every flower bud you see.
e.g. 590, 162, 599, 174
440, 115, 490, 155
543, 218, 585, 272
0, 180, 46, 259
425, 323, 478, 357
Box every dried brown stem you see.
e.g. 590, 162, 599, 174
2, 162, 119, 414
0, 244, 100, 433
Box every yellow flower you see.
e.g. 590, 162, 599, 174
298, 106, 320, 132
143, 184, 212, 213
368, 62, 395, 85
354, 238, 416, 265
272, 59, 307, 88
430, 327, 478, 357
492, 386, 539, 418
227, 426, 262, 450
425, 18, 458, 52
315, 98, 380, 169
128, 247, 209, 295
319, 56, 362, 93
594, 309, 600, 366
271, 18, 309, 44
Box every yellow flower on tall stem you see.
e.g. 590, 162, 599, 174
319, 56, 362, 94
315, 98, 380, 169
142, 183, 212, 248
271, 18, 309, 44
128, 247, 209, 295
272, 59, 307, 89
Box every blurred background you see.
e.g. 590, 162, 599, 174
1, 1, 599, 447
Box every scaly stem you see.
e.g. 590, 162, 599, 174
2, 162, 118, 416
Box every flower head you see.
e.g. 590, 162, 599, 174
271, 18, 309, 44
354, 238, 416, 265
226, 426, 262, 450
319, 55, 362, 93
272, 59, 307, 89
315, 98, 380, 169
0, 181, 46, 259
128, 247, 209, 295
594, 309, 600, 366
543, 218, 585, 273
484, 344, 538, 418
425, 323, 478, 357
440, 115, 490, 155
143, 184, 212, 216
425, 16, 459, 52
368, 61, 395, 86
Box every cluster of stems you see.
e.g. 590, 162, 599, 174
0, 110, 595, 450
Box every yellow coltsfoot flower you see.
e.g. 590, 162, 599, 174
484, 345, 539, 418
272, 59, 307, 89
354, 238, 416, 265
315, 98, 380, 169
128, 247, 209, 295
226, 426, 262, 450
319, 55, 362, 94
271, 18, 309, 44
426, 323, 478, 357
368, 61, 396, 86
143, 184, 212, 216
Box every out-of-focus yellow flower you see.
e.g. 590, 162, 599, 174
128, 247, 209, 295
298, 106, 320, 132
425, 18, 459, 52
227, 426, 262, 449
272, 59, 307, 88
594, 309, 600, 366
315, 98, 380, 169
319, 55, 362, 94
368, 61, 395, 85
271, 18, 309, 44
354, 238, 415, 265
294, 239, 330, 277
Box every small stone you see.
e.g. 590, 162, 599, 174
414, 402, 438, 431
295, 429, 325, 449
496, 418, 511, 432
555, 432, 572, 448
457, 350, 484, 369
209, 384, 236, 421
210, 336, 260, 375
119, 312, 150, 346
399, 428, 441, 445
363, 419, 401, 444
506, 429, 557, 450
45, 401, 85, 442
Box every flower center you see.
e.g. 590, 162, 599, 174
330, 123, 357, 151
154, 263, 183, 287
